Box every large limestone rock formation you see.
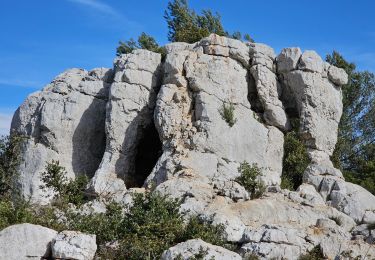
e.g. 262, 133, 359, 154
9, 34, 375, 259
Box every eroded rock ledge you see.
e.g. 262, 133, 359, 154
10, 34, 375, 259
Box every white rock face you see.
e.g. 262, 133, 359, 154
146, 34, 284, 192
0, 223, 57, 259
11, 34, 375, 259
52, 231, 97, 260
11, 68, 111, 204
161, 239, 242, 260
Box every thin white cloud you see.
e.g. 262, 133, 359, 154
67, 0, 121, 18
0, 113, 13, 136
0, 78, 42, 89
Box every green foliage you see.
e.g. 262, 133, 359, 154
298, 245, 325, 260
182, 216, 226, 247
328, 216, 342, 226
40, 160, 89, 206
67, 202, 124, 245
92, 192, 226, 259
368, 222, 375, 231
0, 199, 35, 230
326, 51, 375, 195
165, 0, 225, 43
281, 130, 310, 190
243, 254, 261, 260
0, 135, 22, 197
117, 192, 185, 259
221, 102, 237, 127
117, 32, 166, 56
165, 0, 253, 44
236, 162, 265, 199
230, 31, 254, 42
117, 1, 254, 56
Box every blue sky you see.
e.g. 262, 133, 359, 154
1, 0, 374, 135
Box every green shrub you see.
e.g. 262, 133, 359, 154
117, 192, 185, 259
243, 254, 261, 260
368, 222, 375, 231
221, 102, 237, 127
86, 192, 225, 259
117, 32, 166, 57
298, 245, 324, 260
236, 162, 265, 199
66, 202, 124, 245
281, 130, 310, 190
40, 160, 89, 206
0, 135, 23, 197
182, 216, 226, 248
0, 199, 35, 230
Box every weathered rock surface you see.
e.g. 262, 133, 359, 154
89, 50, 162, 199
52, 231, 97, 260
0, 223, 57, 259
11, 68, 111, 204
161, 239, 242, 260
10, 34, 375, 258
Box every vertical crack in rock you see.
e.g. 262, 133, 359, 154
247, 72, 264, 114
89, 50, 163, 198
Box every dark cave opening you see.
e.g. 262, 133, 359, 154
247, 72, 265, 114
132, 123, 163, 188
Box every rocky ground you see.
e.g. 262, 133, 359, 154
2, 34, 375, 259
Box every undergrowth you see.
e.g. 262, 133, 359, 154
236, 161, 265, 199
221, 102, 237, 127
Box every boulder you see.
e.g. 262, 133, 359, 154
52, 231, 97, 260
298, 50, 324, 73
161, 239, 242, 260
328, 65, 348, 85
0, 223, 57, 259
276, 47, 302, 73
329, 182, 375, 223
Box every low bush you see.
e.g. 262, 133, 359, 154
281, 130, 310, 190
0, 199, 35, 230
298, 245, 324, 260
40, 160, 89, 206
236, 162, 265, 199
221, 102, 237, 127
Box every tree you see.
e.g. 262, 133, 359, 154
229, 31, 254, 42
326, 51, 375, 194
117, 1, 254, 55
0, 135, 22, 197
165, 0, 225, 43
281, 130, 310, 190
116, 32, 165, 56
